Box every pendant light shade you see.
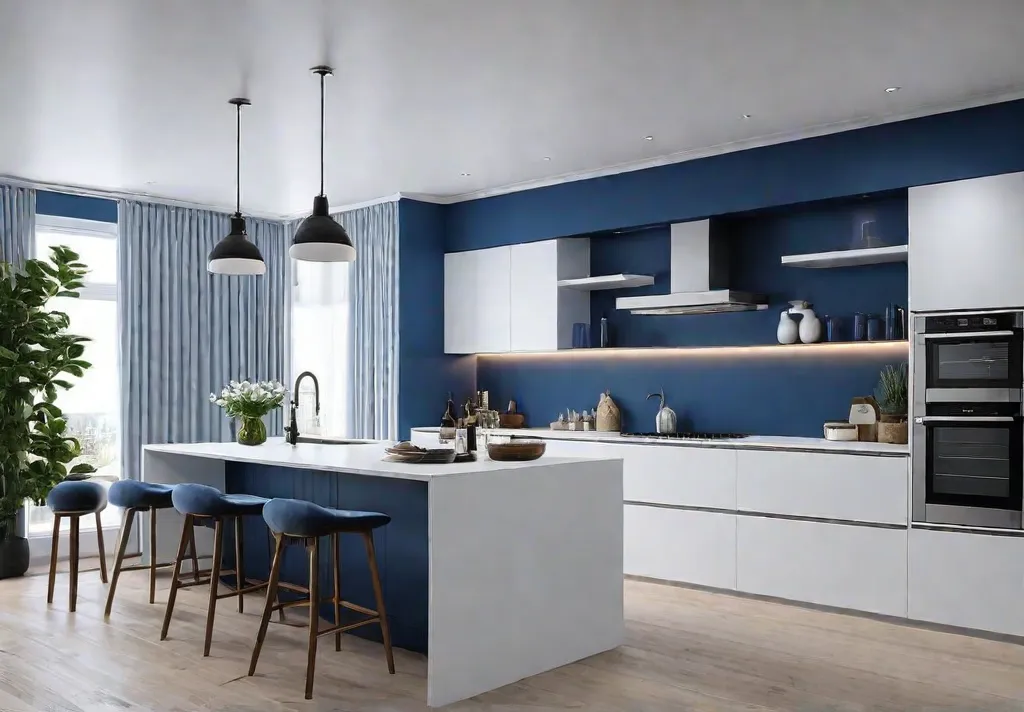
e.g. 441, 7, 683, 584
208, 97, 266, 275
291, 66, 356, 263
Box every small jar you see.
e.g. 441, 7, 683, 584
867, 314, 883, 341
853, 312, 867, 341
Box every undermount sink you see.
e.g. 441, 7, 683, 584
294, 436, 376, 446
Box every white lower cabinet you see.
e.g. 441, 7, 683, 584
737, 450, 907, 525
908, 528, 1024, 637
622, 445, 736, 510
624, 504, 737, 590
736, 516, 908, 617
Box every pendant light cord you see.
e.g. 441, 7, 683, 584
235, 101, 242, 215
319, 70, 325, 197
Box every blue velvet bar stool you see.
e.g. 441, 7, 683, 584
45, 480, 109, 612
104, 480, 192, 615
160, 483, 273, 656
248, 498, 394, 700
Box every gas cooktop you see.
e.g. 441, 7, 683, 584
622, 432, 748, 440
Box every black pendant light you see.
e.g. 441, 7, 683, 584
208, 97, 266, 275
290, 66, 356, 263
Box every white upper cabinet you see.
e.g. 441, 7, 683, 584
444, 246, 511, 354
445, 239, 590, 354
510, 239, 590, 351
909, 171, 1024, 312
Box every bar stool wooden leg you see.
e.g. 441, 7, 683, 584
248, 534, 284, 677
188, 523, 200, 582
95, 511, 108, 583
364, 531, 395, 674
68, 516, 80, 613
47, 514, 61, 604
148, 506, 158, 603
105, 508, 137, 616
160, 514, 194, 640
267, 527, 285, 622
234, 516, 245, 613
332, 532, 342, 651
203, 518, 225, 657
304, 538, 320, 700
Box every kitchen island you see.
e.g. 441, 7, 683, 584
142, 439, 624, 707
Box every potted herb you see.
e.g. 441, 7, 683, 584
0, 247, 96, 579
875, 362, 908, 445
210, 380, 287, 445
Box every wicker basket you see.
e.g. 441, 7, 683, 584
877, 416, 908, 445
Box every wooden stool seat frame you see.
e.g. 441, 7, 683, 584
46, 510, 108, 612
248, 530, 395, 700
160, 513, 279, 656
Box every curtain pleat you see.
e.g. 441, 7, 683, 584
335, 201, 399, 440
118, 200, 290, 481
0, 184, 34, 267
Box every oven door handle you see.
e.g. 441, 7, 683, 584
921, 330, 1016, 339
915, 415, 1016, 423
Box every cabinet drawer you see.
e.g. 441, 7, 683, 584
619, 444, 737, 510
737, 450, 907, 524
737, 516, 907, 617
908, 528, 1024, 636
625, 504, 736, 589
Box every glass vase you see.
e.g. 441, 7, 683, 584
237, 416, 267, 446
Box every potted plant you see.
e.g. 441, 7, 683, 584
875, 362, 909, 445
210, 380, 287, 445
0, 246, 96, 579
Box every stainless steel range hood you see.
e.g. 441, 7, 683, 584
616, 220, 767, 315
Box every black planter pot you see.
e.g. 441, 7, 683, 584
0, 536, 30, 579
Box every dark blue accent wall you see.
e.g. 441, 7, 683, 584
37, 190, 117, 222
397, 199, 476, 438
590, 193, 909, 348
445, 98, 1024, 251
478, 194, 909, 437
477, 348, 904, 437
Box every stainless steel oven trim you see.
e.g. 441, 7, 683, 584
925, 388, 1022, 403
920, 330, 1016, 340
916, 415, 1016, 423
923, 503, 1022, 530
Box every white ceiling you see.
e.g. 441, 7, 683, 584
2, 0, 1024, 217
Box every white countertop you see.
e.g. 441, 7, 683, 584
411, 427, 909, 457
144, 438, 620, 482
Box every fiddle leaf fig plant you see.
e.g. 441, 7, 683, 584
0, 246, 96, 541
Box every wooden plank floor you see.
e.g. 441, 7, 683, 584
0, 564, 1022, 711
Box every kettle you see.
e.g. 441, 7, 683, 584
646, 388, 677, 434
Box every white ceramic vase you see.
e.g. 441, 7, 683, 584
777, 311, 799, 344
798, 308, 822, 343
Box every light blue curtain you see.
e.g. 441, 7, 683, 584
334, 201, 399, 439
0, 184, 34, 267
118, 199, 290, 480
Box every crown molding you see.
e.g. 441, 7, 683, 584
441, 88, 1024, 204
283, 191, 450, 220
0, 174, 291, 220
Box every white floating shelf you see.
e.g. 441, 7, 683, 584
781, 244, 908, 269
556, 274, 655, 290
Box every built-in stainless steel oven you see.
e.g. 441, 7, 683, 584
912, 310, 1024, 529
915, 311, 1023, 402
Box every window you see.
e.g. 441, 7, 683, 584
27, 215, 120, 535
291, 260, 350, 436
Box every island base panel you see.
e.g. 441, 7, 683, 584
224, 462, 429, 654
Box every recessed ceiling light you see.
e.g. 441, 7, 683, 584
543, 156, 551, 161
741, 114, 752, 119
885, 86, 901, 93
643, 135, 654, 141
460, 172, 471, 177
